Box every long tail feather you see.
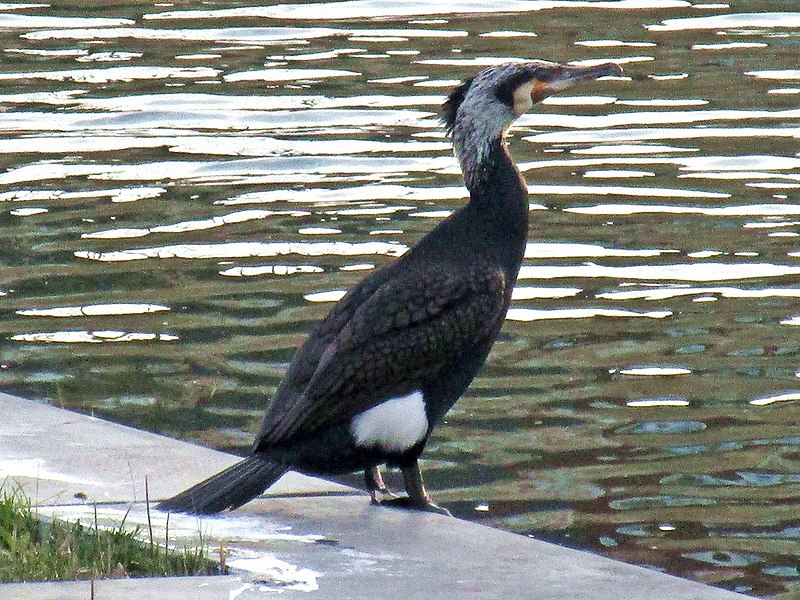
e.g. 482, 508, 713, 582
156, 455, 288, 514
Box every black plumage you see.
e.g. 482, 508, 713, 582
158, 60, 623, 515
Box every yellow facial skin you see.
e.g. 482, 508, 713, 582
529, 79, 549, 105
515, 71, 601, 113
513, 78, 565, 114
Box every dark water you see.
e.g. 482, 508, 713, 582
2, 1, 800, 596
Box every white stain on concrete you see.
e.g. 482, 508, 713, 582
0, 458, 102, 486
51, 504, 325, 545
228, 549, 322, 593
228, 584, 251, 599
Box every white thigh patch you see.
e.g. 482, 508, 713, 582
350, 391, 428, 453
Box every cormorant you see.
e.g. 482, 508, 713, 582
158, 60, 623, 516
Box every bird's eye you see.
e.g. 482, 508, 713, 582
494, 75, 528, 108
493, 68, 543, 109
493, 84, 516, 109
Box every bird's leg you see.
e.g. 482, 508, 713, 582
364, 465, 396, 504
400, 462, 451, 516
377, 461, 452, 516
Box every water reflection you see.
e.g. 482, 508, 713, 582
2, 0, 800, 595
519, 263, 800, 281
648, 12, 800, 31
143, 0, 695, 21
506, 307, 672, 321
16, 304, 169, 317
220, 265, 324, 277
565, 203, 800, 214
619, 367, 692, 376
75, 241, 408, 262
11, 332, 178, 344
0, 65, 221, 83
750, 392, 800, 406
82, 210, 312, 239
620, 398, 690, 408
600, 286, 800, 300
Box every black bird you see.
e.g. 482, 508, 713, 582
158, 60, 623, 516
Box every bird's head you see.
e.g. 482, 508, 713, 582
443, 60, 623, 171
443, 60, 623, 136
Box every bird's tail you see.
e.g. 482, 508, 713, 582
156, 455, 288, 514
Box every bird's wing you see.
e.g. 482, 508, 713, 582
256, 260, 506, 446
254, 266, 394, 436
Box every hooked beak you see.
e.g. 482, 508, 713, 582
530, 62, 624, 103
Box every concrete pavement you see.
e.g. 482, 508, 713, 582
0, 391, 755, 599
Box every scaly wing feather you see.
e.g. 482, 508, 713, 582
256, 260, 506, 446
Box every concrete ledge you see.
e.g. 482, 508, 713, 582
0, 392, 754, 599
0, 392, 349, 505
1, 576, 244, 600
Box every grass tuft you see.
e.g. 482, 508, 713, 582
0, 485, 221, 583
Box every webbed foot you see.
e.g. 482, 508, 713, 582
378, 495, 452, 516
365, 466, 399, 504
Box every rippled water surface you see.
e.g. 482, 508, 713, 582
2, 1, 800, 595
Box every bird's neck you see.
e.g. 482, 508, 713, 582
464, 133, 525, 192
456, 133, 529, 275
457, 133, 528, 222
